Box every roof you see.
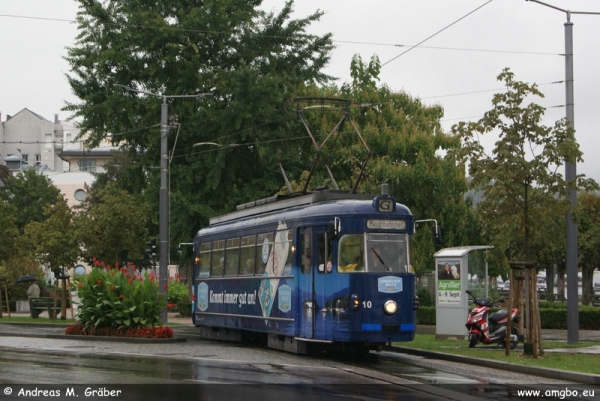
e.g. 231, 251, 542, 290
434, 246, 493, 258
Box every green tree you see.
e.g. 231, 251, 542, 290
24, 198, 81, 275
575, 192, 600, 305
283, 55, 479, 274
77, 182, 150, 266
0, 169, 62, 233
452, 68, 597, 263
0, 201, 19, 264
64, 0, 334, 254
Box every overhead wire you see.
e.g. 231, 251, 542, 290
0, 11, 561, 57
381, 0, 495, 67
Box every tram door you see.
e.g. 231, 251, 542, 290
298, 227, 314, 338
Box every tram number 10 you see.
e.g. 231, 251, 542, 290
362, 301, 372, 308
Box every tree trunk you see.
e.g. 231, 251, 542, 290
556, 262, 565, 302
582, 266, 594, 305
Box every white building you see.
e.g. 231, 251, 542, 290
1, 109, 117, 206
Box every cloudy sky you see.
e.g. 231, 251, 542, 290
1, 0, 599, 180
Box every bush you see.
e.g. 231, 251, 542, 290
417, 306, 436, 325
176, 297, 192, 317
167, 280, 189, 304
416, 304, 600, 330
416, 289, 433, 307
74, 267, 166, 331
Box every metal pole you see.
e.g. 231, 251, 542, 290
525, 0, 600, 345
159, 97, 169, 324
564, 18, 579, 344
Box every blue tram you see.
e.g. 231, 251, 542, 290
191, 186, 418, 353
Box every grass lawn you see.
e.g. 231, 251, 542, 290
395, 334, 600, 375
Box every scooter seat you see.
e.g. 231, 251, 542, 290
489, 309, 508, 323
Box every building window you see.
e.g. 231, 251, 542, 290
74, 189, 87, 202
35, 154, 41, 162
79, 159, 96, 172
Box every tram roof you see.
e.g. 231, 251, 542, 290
209, 190, 410, 226
210, 190, 376, 226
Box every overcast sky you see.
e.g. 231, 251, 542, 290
1, 0, 599, 181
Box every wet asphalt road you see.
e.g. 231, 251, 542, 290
0, 322, 597, 400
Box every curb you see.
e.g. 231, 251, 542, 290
0, 331, 186, 343
385, 345, 600, 385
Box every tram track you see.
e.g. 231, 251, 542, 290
322, 349, 593, 401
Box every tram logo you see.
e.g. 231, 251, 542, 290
197, 282, 209, 311
378, 276, 403, 293
278, 285, 292, 313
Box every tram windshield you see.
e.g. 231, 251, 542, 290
338, 233, 408, 273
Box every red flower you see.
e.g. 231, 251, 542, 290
120, 294, 124, 300
97, 280, 102, 286
133, 265, 137, 271
164, 284, 169, 290
77, 283, 83, 289
138, 277, 143, 282
115, 262, 119, 268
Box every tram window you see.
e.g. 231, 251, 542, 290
198, 243, 211, 277
317, 232, 331, 273
301, 233, 311, 274
240, 235, 256, 275
274, 229, 293, 275
366, 233, 408, 273
211, 240, 225, 276
256, 232, 273, 275
224, 238, 240, 276
338, 234, 364, 273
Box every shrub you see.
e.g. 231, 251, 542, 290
416, 289, 433, 307
176, 297, 192, 318
167, 280, 189, 304
75, 267, 166, 331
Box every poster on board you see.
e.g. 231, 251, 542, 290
437, 260, 461, 304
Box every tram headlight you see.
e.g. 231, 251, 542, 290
383, 300, 398, 315
352, 294, 360, 310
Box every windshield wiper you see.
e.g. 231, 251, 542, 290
371, 247, 392, 272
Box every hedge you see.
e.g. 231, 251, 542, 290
417, 305, 600, 330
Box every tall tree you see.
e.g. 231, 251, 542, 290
0, 201, 19, 264
24, 198, 82, 275
77, 182, 150, 267
0, 169, 62, 233
452, 68, 597, 263
283, 55, 479, 274
575, 192, 600, 305
64, 0, 334, 255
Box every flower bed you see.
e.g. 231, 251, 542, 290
65, 324, 173, 338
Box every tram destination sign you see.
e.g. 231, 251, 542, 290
367, 219, 406, 230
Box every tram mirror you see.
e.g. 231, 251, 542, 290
329, 221, 336, 240
329, 218, 340, 240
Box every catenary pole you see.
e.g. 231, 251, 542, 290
115, 84, 210, 324
526, 0, 600, 344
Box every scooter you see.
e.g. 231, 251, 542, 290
465, 290, 519, 349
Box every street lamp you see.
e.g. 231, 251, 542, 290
526, 0, 600, 344
115, 84, 211, 323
